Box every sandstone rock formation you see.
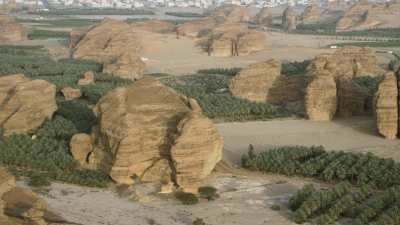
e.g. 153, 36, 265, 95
176, 17, 218, 37
197, 23, 265, 57
255, 7, 273, 27
69, 25, 92, 49
61, 86, 82, 101
78, 71, 95, 86
305, 73, 337, 121
72, 18, 145, 80
307, 46, 383, 79
336, 0, 400, 31
70, 133, 93, 166
103, 52, 145, 80
77, 77, 223, 192
301, 4, 322, 24
304, 46, 383, 121
375, 72, 398, 139
229, 59, 281, 102
130, 19, 175, 33
282, 7, 297, 32
0, 15, 27, 42
0, 74, 57, 136
0, 167, 76, 225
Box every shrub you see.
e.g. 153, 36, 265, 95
270, 204, 281, 211
281, 60, 310, 76
193, 218, 206, 225
36, 116, 78, 141
28, 173, 51, 187
175, 191, 199, 205
198, 186, 219, 201
56, 100, 97, 133
197, 68, 241, 76
28, 30, 70, 40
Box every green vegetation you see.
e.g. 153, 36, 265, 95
281, 60, 310, 76
32, 8, 154, 16
0, 45, 135, 188
290, 183, 400, 225
353, 76, 384, 96
197, 68, 241, 76
175, 191, 199, 205
165, 12, 203, 18
198, 186, 219, 201
18, 18, 99, 28
242, 145, 400, 189
28, 29, 70, 40
332, 40, 400, 48
296, 25, 400, 39
162, 74, 294, 122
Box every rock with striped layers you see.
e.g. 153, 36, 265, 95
87, 77, 223, 192
375, 72, 398, 139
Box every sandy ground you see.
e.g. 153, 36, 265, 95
19, 173, 312, 225
217, 117, 400, 166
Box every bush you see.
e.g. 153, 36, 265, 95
198, 186, 219, 201
56, 100, 97, 133
175, 191, 199, 205
281, 60, 310, 76
36, 116, 78, 141
197, 68, 241, 76
193, 218, 206, 225
28, 173, 51, 187
28, 30, 70, 40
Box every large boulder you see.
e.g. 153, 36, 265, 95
305, 73, 337, 121
0, 167, 76, 225
0, 74, 57, 136
375, 72, 398, 139
198, 22, 265, 57
229, 59, 281, 102
307, 46, 383, 79
301, 4, 321, 24
336, 0, 400, 31
72, 18, 144, 80
255, 7, 273, 27
282, 7, 297, 32
84, 77, 223, 192
0, 15, 27, 42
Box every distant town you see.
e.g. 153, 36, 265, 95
0, 0, 394, 9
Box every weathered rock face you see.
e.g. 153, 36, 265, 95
282, 7, 297, 32
301, 4, 321, 24
255, 7, 273, 27
336, 79, 370, 117
84, 77, 223, 192
375, 72, 398, 139
78, 71, 95, 86
130, 19, 175, 33
305, 73, 337, 121
198, 23, 265, 57
229, 59, 281, 102
70, 133, 93, 166
307, 46, 383, 79
336, 0, 400, 31
0, 167, 76, 225
72, 18, 145, 80
69, 25, 92, 49
0, 74, 57, 136
61, 86, 82, 101
103, 52, 145, 80
0, 15, 27, 42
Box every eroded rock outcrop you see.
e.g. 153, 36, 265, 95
282, 7, 297, 32
255, 7, 273, 27
336, 0, 400, 31
301, 4, 322, 24
0, 167, 76, 225
229, 59, 281, 102
78, 77, 223, 192
72, 18, 145, 80
0, 15, 27, 42
61, 86, 82, 101
305, 46, 382, 121
375, 72, 398, 139
305, 73, 337, 121
0, 74, 57, 136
